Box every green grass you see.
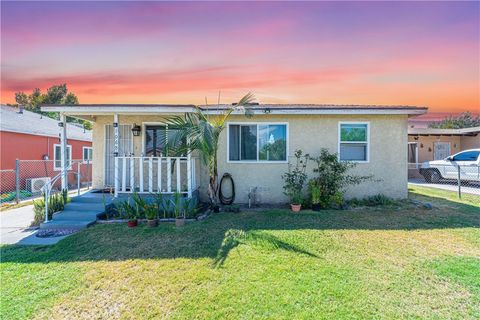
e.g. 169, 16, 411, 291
1, 188, 479, 319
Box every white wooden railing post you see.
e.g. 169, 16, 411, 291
130, 157, 135, 193
187, 154, 192, 198
157, 158, 162, 192
148, 157, 153, 192
114, 157, 119, 197
167, 157, 172, 193
121, 157, 127, 192
139, 157, 144, 193
176, 158, 181, 192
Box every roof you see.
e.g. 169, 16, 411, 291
0, 105, 92, 141
408, 126, 480, 136
41, 103, 427, 117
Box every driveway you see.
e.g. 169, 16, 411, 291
0, 205, 68, 245
0, 205, 36, 244
409, 178, 480, 196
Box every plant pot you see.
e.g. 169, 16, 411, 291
147, 219, 158, 227
175, 218, 185, 227
127, 219, 138, 228
290, 204, 302, 212
312, 203, 321, 211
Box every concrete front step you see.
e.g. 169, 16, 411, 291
64, 202, 105, 211
40, 220, 95, 230
70, 196, 106, 204
52, 211, 101, 221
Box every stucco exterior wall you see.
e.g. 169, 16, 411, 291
91, 114, 409, 201
460, 135, 480, 150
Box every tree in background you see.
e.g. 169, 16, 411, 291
428, 112, 480, 129
14, 84, 92, 130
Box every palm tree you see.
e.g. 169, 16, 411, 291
165, 93, 256, 206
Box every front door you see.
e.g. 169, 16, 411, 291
105, 124, 133, 187
434, 142, 451, 160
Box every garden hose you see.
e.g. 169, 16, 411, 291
219, 173, 235, 205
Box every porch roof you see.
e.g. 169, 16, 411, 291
408, 126, 480, 136
41, 103, 427, 120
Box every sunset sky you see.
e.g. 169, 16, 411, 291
1, 1, 479, 112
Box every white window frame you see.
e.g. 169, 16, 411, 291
53, 143, 72, 171
227, 122, 289, 164
338, 121, 370, 163
82, 146, 93, 163
407, 142, 419, 169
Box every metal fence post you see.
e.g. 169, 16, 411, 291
15, 159, 20, 203
87, 159, 90, 190
77, 162, 81, 196
457, 164, 461, 199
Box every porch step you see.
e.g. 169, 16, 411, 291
52, 210, 101, 221
64, 202, 105, 211
38, 191, 106, 231
70, 196, 107, 204
40, 220, 95, 230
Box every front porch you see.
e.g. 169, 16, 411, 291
113, 156, 198, 197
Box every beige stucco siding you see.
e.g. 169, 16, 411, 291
407, 135, 480, 164
91, 114, 409, 202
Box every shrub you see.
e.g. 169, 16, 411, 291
31, 191, 68, 226
309, 148, 373, 209
348, 194, 396, 207
144, 204, 158, 220
282, 149, 309, 205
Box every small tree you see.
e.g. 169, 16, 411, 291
309, 149, 373, 208
282, 149, 309, 205
165, 93, 255, 206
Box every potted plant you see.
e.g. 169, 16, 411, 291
144, 204, 158, 227
309, 179, 322, 211
124, 200, 138, 228
282, 149, 308, 212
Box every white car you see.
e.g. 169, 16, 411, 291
420, 149, 480, 183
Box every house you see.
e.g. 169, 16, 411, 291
41, 103, 427, 203
407, 126, 480, 164
0, 105, 92, 194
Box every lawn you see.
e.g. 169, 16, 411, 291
1, 186, 479, 319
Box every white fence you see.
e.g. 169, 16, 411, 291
114, 156, 197, 197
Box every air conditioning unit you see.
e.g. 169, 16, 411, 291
26, 177, 51, 193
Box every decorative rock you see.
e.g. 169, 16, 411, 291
422, 203, 433, 210
36, 229, 77, 238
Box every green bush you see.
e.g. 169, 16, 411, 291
31, 191, 69, 226
348, 194, 397, 207
282, 149, 309, 205
309, 149, 373, 209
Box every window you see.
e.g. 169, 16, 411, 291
339, 123, 369, 162
83, 147, 93, 163
53, 144, 72, 170
228, 123, 287, 162
144, 125, 183, 156
452, 151, 480, 161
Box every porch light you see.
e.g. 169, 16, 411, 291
132, 124, 141, 136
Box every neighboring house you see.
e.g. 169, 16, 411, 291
407, 127, 480, 165
0, 105, 92, 193
41, 104, 427, 203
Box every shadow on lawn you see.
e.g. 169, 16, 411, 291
0, 192, 478, 265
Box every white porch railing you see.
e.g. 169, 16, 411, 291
114, 156, 197, 197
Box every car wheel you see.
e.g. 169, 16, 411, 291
429, 170, 441, 183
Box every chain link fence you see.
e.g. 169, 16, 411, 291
0, 159, 92, 204
408, 162, 480, 199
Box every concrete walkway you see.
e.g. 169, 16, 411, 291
0, 205, 69, 245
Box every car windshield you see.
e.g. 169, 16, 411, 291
452, 151, 480, 161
